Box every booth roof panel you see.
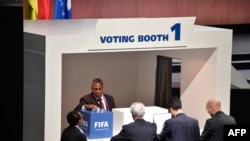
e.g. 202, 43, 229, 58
23, 18, 230, 37
24, 19, 98, 36
193, 25, 231, 32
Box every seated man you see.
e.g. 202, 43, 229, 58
60, 110, 87, 141
156, 97, 200, 141
200, 97, 237, 141
111, 102, 157, 141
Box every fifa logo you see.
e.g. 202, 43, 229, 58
94, 121, 109, 128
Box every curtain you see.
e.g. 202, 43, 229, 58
154, 55, 172, 109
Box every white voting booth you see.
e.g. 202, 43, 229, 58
24, 17, 233, 141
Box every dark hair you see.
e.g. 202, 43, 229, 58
168, 96, 182, 110
92, 78, 103, 85
67, 110, 82, 126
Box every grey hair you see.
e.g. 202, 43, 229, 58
130, 102, 145, 118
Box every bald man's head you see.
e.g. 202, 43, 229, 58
206, 97, 221, 117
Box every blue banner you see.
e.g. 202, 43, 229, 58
54, 0, 72, 19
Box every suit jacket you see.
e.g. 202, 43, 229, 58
74, 93, 116, 111
200, 111, 236, 141
60, 125, 87, 141
110, 119, 157, 141
156, 113, 200, 141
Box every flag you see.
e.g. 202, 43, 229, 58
54, 0, 72, 19
27, 0, 38, 20
38, 0, 50, 19
26, 0, 50, 20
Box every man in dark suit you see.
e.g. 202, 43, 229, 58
156, 96, 200, 141
200, 97, 237, 141
60, 110, 87, 141
74, 78, 116, 111
110, 102, 157, 141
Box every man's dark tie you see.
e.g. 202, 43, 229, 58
98, 98, 105, 110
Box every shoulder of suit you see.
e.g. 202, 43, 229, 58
80, 94, 91, 99
103, 93, 113, 97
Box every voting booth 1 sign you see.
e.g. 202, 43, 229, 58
79, 110, 113, 139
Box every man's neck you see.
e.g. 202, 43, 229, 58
134, 117, 143, 120
173, 109, 183, 116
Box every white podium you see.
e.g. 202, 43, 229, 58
112, 106, 171, 134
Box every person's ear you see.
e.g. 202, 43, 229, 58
169, 107, 173, 112
131, 112, 135, 118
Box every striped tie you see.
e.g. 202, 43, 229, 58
98, 98, 105, 110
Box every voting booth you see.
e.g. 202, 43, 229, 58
24, 17, 233, 141
113, 106, 171, 134
79, 110, 113, 139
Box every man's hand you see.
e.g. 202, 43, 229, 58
84, 104, 98, 110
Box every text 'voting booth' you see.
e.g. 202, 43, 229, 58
80, 110, 113, 139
